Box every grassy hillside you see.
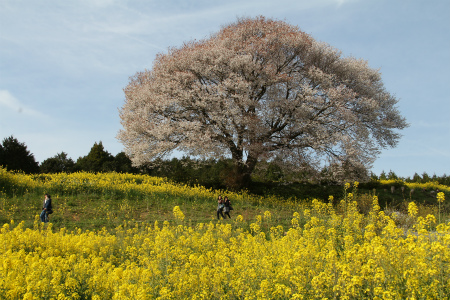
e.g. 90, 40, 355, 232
1, 167, 449, 232
0, 168, 306, 231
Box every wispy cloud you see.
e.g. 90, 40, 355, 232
0, 90, 46, 118
0, 0, 448, 176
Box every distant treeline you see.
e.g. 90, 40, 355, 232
371, 170, 450, 186
1, 135, 449, 189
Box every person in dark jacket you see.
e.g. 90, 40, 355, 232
40, 193, 53, 223
217, 195, 225, 219
223, 196, 232, 219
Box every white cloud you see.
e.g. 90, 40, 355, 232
0, 90, 46, 118
0, 0, 448, 177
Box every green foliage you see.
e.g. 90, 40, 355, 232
75, 141, 114, 172
144, 157, 231, 190
3, 135, 449, 194
40, 152, 75, 173
112, 152, 139, 173
265, 162, 283, 182
405, 172, 450, 186
387, 170, 398, 180
412, 172, 422, 182
0, 135, 39, 173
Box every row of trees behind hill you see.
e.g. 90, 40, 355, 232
1, 135, 450, 189
0, 136, 137, 174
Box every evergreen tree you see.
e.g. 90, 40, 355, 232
370, 172, 379, 181
387, 170, 398, 180
101, 152, 138, 173
40, 152, 75, 173
431, 173, 438, 182
75, 141, 114, 172
0, 136, 39, 173
412, 172, 422, 183
421, 172, 430, 183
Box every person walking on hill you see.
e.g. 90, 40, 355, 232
40, 193, 53, 223
223, 196, 232, 219
217, 195, 225, 219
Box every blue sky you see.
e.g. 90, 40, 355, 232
1, 0, 449, 178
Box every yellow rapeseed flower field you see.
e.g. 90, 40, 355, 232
0, 168, 449, 299
380, 179, 450, 193
0, 166, 276, 205
0, 202, 449, 299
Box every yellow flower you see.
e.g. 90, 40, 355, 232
2, 166, 450, 299
408, 202, 418, 217
437, 192, 445, 203
173, 206, 185, 221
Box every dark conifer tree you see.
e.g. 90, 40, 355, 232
0, 136, 39, 173
75, 141, 114, 172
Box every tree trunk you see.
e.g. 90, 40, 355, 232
224, 154, 258, 191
